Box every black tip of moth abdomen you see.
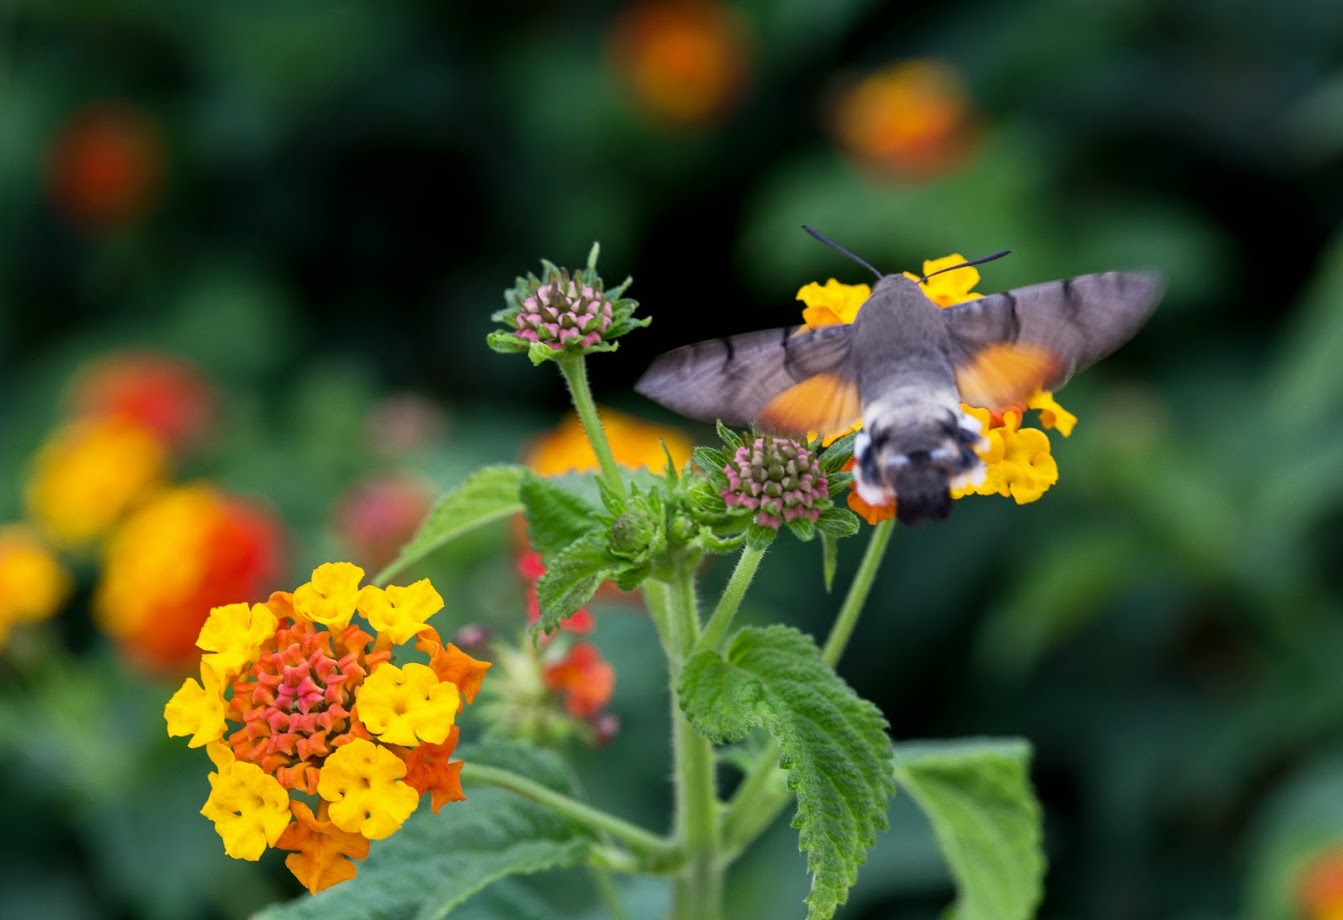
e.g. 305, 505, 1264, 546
894, 466, 952, 526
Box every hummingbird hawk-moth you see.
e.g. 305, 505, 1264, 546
634, 233, 1163, 526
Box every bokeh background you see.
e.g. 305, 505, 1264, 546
4, 1, 1343, 918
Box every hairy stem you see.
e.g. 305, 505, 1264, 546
696, 543, 766, 655
556, 354, 626, 500
462, 763, 677, 864
823, 517, 894, 667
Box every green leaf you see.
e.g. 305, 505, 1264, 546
817, 432, 857, 473
891, 738, 1045, 920
535, 530, 620, 631
679, 626, 894, 920
520, 472, 603, 557
821, 533, 838, 592
816, 508, 860, 538
692, 446, 727, 473
746, 523, 777, 550
716, 420, 745, 451
376, 465, 526, 584
255, 742, 592, 920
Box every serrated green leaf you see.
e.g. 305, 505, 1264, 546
821, 534, 838, 592
255, 742, 591, 920
716, 420, 745, 451
376, 465, 526, 583
679, 626, 894, 920
892, 738, 1045, 920
816, 508, 860, 538
535, 530, 620, 630
520, 472, 603, 557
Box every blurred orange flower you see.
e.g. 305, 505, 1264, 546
832, 60, 978, 179
333, 473, 433, 572
1298, 843, 1343, 920
543, 642, 616, 718
47, 102, 162, 229
0, 525, 72, 647
525, 408, 692, 477
25, 417, 167, 547
95, 485, 283, 675
608, 0, 751, 128
70, 352, 216, 452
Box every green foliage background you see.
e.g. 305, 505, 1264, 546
3, 0, 1343, 917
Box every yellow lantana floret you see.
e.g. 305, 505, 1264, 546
357, 662, 459, 746
796, 279, 871, 327
199, 743, 292, 860
0, 525, 71, 645
164, 666, 227, 748
1028, 390, 1077, 437
357, 580, 443, 645
901, 254, 982, 307
197, 602, 277, 679
318, 738, 419, 840
293, 562, 365, 629
952, 409, 1058, 504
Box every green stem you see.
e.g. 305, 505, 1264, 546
557, 354, 626, 500
661, 564, 723, 920
720, 518, 895, 859
822, 517, 894, 667
590, 867, 631, 920
695, 544, 766, 655
462, 763, 676, 864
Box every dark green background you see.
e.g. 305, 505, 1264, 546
3, 1, 1343, 918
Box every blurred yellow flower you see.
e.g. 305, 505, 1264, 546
525, 408, 692, 476
95, 484, 282, 675
608, 0, 751, 128
1297, 842, 1343, 920
0, 525, 71, 646
25, 417, 166, 546
796, 279, 872, 328
832, 59, 978, 179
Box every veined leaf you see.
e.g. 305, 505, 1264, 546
535, 530, 620, 631
520, 472, 603, 557
255, 743, 591, 920
892, 738, 1045, 920
679, 626, 894, 920
375, 465, 526, 584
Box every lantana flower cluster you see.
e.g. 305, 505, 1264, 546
798, 255, 1077, 525
722, 437, 829, 529
165, 563, 490, 893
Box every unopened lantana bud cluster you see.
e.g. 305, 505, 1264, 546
722, 437, 829, 530
488, 243, 648, 362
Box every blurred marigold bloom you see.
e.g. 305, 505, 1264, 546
165, 564, 488, 893
70, 352, 216, 452
0, 525, 72, 647
1297, 843, 1343, 920
333, 472, 432, 572
525, 408, 692, 477
47, 102, 162, 229
543, 642, 616, 718
608, 0, 751, 128
95, 485, 283, 675
832, 60, 978, 179
799, 264, 1071, 521
25, 417, 167, 546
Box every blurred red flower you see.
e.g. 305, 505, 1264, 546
47, 102, 162, 229
70, 352, 216, 453
333, 473, 433, 572
543, 642, 615, 718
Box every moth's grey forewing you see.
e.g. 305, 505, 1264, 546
633, 323, 855, 427
943, 271, 1164, 392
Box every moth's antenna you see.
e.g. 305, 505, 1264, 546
919, 249, 1012, 284
801, 225, 883, 280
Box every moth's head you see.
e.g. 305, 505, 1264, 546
855, 409, 986, 526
